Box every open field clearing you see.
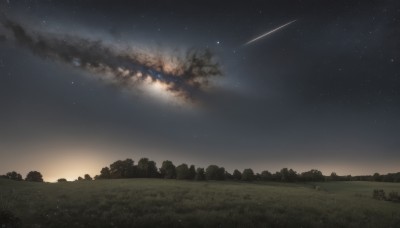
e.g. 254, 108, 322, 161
1, 179, 399, 227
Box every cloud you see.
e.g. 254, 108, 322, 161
1, 18, 222, 102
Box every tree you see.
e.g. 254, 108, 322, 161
137, 158, 158, 178
279, 168, 298, 182
330, 172, 339, 181
233, 169, 242, 180
225, 171, 233, 180
260, 170, 272, 181
77, 176, 83, 181
373, 173, 381, 182
205, 165, 219, 180
99, 167, 111, 179
301, 169, 324, 182
84, 174, 92, 181
147, 161, 159, 178
25, 171, 43, 182
242, 169, 255, 181
109, 159, 135, 178
5, 171, 22, 181
160, 160, 176, 179
273, 171, 282, 181
176, 164, 190, 180
57, 178, 67, 182
195, 168, 205, 181
288, 169, 298, 182
188, 165, 196, 180
216, 167, 226, 180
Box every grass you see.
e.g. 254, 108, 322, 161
0, 179, 399, 227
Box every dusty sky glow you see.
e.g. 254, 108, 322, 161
1, 0, 399, 182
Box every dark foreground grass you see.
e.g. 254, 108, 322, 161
0, 179, 399, 228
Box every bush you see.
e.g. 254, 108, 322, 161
84, 174, 92, 181
5, 171, 23, 181
0, 209, 20, 228
57, 178, 67, 182
25, 171, 43, 182
388, 191, 399, 202
372, 189, 386, 200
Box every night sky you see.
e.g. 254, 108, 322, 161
1, 0, 399, 182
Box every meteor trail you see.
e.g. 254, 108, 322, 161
244, 20, 297, 46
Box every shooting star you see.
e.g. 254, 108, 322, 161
244, 20, 297, 46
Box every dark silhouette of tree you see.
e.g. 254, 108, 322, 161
225, 171, 233, 180
77, 176, 83, 181
206, 165, 219, 180
88, 156, 400, 183
84, 174, 92, 181
188, 165, 196, 180
242, 169, 255, 181
301, 169, 324, 182
373, 173, 381, 182
273, 171, 282, 181
176, 164, 190, 180
280, 168, 289, 181
5, 171, 22, 181
280, 168, 298, 182
195, 168, 205, 181
205, 165, 225, 180
99, 167, 111, 179
137, 158, 158, 178
261, 170, 272, 181
25, 171, 43, 182
110, 159, 135, 178
217, 167, 226, 180
288, 169, 298, 182
233, 169, 242, 180
330, 172, 339, 181
382, 174, 395, 182
57, 178, 67, 182
160, 160, 176, 179
147, 161, 159, 178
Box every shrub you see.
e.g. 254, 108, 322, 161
388, 191, 399, 202
57, 178, 67, 182
0, 209, 20, 228
25, 171, 43, 182
5, 171, 23, 181
84, 174, 92, 181
372, 189, 386, 200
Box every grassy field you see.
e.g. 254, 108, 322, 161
1, 179, 399, 228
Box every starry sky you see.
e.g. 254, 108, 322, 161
1, 0, 399, 181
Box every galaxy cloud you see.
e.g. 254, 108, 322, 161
1, 17, 222, 102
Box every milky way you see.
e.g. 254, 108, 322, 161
1, 18, 222, 102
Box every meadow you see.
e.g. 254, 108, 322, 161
1, 178, 399, 228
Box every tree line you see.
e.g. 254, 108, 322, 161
2, 157, 399, 183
